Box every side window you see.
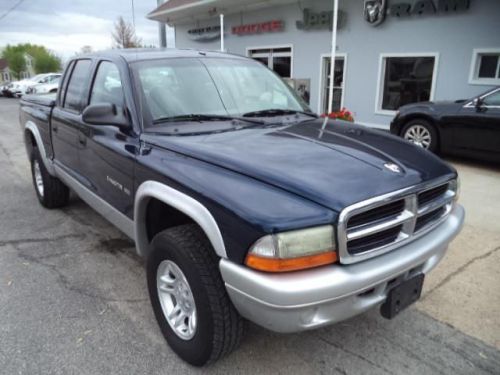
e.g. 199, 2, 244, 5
64, 59, 92, 112
59, 61, 74, 105
90, 61, 124, 109
483, 91, 500, 107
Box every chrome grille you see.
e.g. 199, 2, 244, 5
338, 179, 457, 264
417, 184, 449, 206
347, 199, 405, 229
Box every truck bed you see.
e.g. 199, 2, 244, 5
20, 94, 57, 161
21, 93, 57, 107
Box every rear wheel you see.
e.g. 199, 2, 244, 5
30, 148, 70, 208
147, 224, 245, 366
401, 119, 438, 152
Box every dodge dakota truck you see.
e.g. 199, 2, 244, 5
20, 49, 464, 366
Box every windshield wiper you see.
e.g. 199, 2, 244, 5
242, 109, 318, 118
153, 114, 264, 125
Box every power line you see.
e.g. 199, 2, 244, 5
0, 0, 25, 22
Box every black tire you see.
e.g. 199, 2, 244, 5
401, 119, 438, 152
147, 224, 245, 366
30, 147, 70, 208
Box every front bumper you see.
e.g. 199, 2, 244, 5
220, 204, 464, 333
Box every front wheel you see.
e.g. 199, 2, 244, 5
401, 119, 438, 152
147, 224, 245, 366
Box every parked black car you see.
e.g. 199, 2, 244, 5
391, 87, 500, 163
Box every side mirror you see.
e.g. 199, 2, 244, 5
82, 103, 129, 129
473, 97, 484, 109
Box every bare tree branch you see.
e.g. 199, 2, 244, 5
112, 16, 142, 49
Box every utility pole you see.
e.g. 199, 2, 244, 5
220, 14, 225, 52
157, 0, 167, 47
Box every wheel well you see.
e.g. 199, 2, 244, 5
145, 198, 196, 243
24, 129, 37, 157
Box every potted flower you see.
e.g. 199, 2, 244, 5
321, 108, 354, 122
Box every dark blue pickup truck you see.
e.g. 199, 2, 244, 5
20, 49, 464, 366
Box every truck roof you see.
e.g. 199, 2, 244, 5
79, 48, 246, 62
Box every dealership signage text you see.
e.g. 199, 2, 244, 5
391, 0, 470, 17
364, 0, 470, 26
296, 8, 346, 30
187, 25, 221, 41
232, 20, 284, 35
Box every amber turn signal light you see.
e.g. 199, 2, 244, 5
245, 251, 338, 273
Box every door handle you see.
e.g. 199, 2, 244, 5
52, 125, 58, 133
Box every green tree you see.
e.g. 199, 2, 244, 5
2, 45, 25, 79
1, 43, 61, 77
33, 53, 61, 73
7, 52, 26, 80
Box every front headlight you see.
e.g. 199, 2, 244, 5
245, 225, 338, 272
449, 177, 460, 202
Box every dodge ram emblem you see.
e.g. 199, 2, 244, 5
364, 0, 387, 26
384, 163, 402, 173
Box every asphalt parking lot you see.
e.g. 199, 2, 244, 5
0, 97, 499, 374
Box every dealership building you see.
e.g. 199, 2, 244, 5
148, 0, 500, 129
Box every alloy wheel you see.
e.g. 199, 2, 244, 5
156, 260, 197, 340
33, 160, 44, 197
404, 124, 432, 149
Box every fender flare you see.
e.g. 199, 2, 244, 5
24, 121, 55, 175
134, 180, 227, 259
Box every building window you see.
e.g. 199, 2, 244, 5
248, 46, 292, 78
377, 54, 437, 113
470, 49, 500, 85
320, 55, 346, 114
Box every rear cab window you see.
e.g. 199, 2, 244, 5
63, 59, 93, 113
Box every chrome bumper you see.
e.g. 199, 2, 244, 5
219, 204, 464, 333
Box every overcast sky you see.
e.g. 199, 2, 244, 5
0, 0, 175, 61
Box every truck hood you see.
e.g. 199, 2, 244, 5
142, 119, 455, 212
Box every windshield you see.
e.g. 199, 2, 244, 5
132, 57, 310, 128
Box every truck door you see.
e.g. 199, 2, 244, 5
51, 59, 93, 178
78, 60, 138, 217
